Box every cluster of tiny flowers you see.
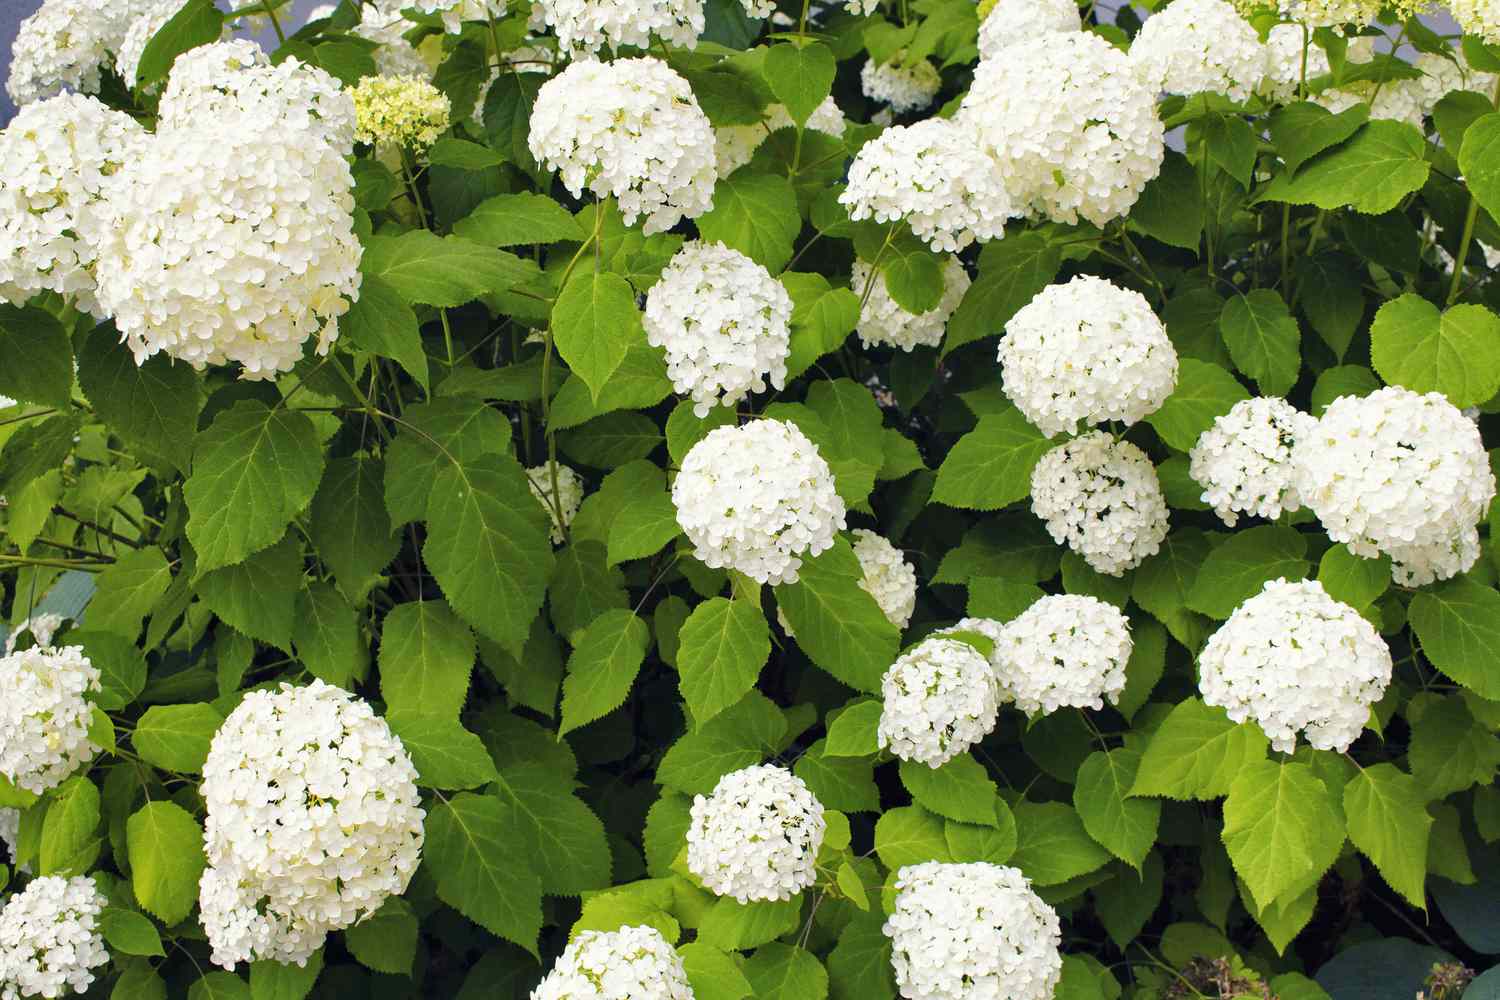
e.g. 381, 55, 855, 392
1278, 0, 1422, 26
850, 529, 918, 630
0, 93, 145, 318
1031, 432, 1170, 576
532, 0, 703, 54
530, 926, 694, 1000
884, 862, 1062, 1000
852, 255, 970, 352
351, 74, 451, 149
841, 117, 1015, 253
1200, 579, 1392, 752
526, 464, 585, 544
0, 646, 99, 795
4, 614, 66, 655
198, 681, 425, 969
644, 241, 792, 417
1291, 387, 1495, 586
1313, 50, 1480, 130
859, 55, 942, 114
1130, 0, 1265, 101
5, 0, 139, 106
358, 7, 434, 79
977, 0, 1079, 60
878, 637, 1000, 767
1190, 396, 1316, 527
407, 0, 508, 33
529, 58, 716, 235
998, 276, 1178, 438
959, 32, 1165, 227
0, 876, 108, 1000
672, 420, 846, 585
1260, 23, 1330, 103
1450, 0, 1500, 43
687, 765, 826, 902
995, 595, 1131, 715
714, 98, 845, 178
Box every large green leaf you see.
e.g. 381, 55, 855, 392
378, 599, 475, 720
559, 609, 651, 735
1408, 578, 1500, 700
932, 407, 1054, 510
385, 713, 498, 790
696, 172, 801, 272
491, 763, 612, 895
1408, 695, 1500, 797
134, 0, 224, 86
551, 268, 641, 403
744, 944, 828, 1000
1220, 291, 1301, 397
126, 802, 207, 926
133, 703, 225, 774
826, 914, 896, 1000
1131, 697, 1268, 800
874, 805, 953, 870
77, 323, 200, 472
424, 792, 544, 956
86, 549, 174, 640
1343, 763, 1432, 908
765, 42, 836, 124
1146, 360, 1249, 453
362, 231, 532, 306
1460, 112, 1500, 224
1186, 524, 1309, 620
39, 776, 100, 876
1369, 295, 1500, 408
1010, 801, 1113, 886
1268, 101, 1369, 175
309, 456, 398, 603
1256, 119, 1430, 214
1074, 749, 1161, 871
774, 536, 900, 693
382, 397, 510, 526
944, 229, 1064, 356
678, 597, 771, 727
898, 756, 999, 827
1222, 759, 1345, 910
197, 535, 301, 649
453, 192, 585, 246
344, 899, 417, 976
342, 274, 428, 391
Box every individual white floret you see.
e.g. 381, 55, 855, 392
1199, 578, 1391, 752
351, 74, 451, 149
994, 595, 1131, 715
714, 97, 845, 178
0, 646, 100, 796
530, 925, 695, 1000
5, 0, 142, 106
406, 0, 509, 32
532, 0, 703, 54
687, 764, 826, 902
644, 241, 792, 417
1190, 396, 1316, 527
977, 0, 1080, 60
525, 464, 585, 545
1260, 23, 1331, 102
672, 420, 846, 585
878, 637, 1000, 767
1030, 431, 1170, 576
1129, 0, 1265, 101
1450, 0, 1500, 43
852, 255, 970, 352
860, 56, 942, 115
0, 876, 109, 1000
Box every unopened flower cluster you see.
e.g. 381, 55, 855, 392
687, 764, 826, 902
860, 56, 941, 114
1200, 579, 1392, 753
672, 420, 846, 585
995, 595, 1131, 714
0, 645, 100, 795
526, 464, 586, 544
352, 74, 451, 149
1191, 396, 1316, 527
852, 255, 970, 352
530, 926, 695, 1000
714, 98, 844, 178
1129, 0, 1266, 101
884, 862, 1062, 1000
644, 241, 792, 417
878, 637, 1000, 767
977, 0, 1079, 60
198, 681, 425, 968
533, 0, 703, 54
0, 876, 109, 1000
1031, 432, 1170, 577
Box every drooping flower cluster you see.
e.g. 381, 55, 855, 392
0, 645, 100, 795
529, 58, 716, 235
532, 0, 704, 54
1450, 0, 1500, 43
530, 926, 695, 1000
1129, 0, 1266, 101
994, 595, 1131, 715
672, 420, 846, 585
0, 876, 109, 1000
852, 255, 970, 352
1031, 432, 1170, 576
687, 764, 826, 902
860, 56, 942, 114
976, 0, 1079, 60
351, 74, 451, 149
714, 98, 845, 178
884, 862, 1062, 1000
198, 681, 425, 969
643, 241, 792, 417
526, 463, 585, 545
4, 0, 139, 106
1190, 396, 1316, 527
878, 637, 1000, 767
1199, 579, 1392, 753
998, 276, 1178, 438
1291, 387, 1495, 586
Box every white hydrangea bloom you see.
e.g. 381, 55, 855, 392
852, 255, 970, 352
1450, 0, 1500, 43
994, 595, 1131, 715
714, 98, 845, 178
1200, 579, 1392, 752
356, 7, 434, 79
1190, 396, 1316, 527
526, 463, 585, 544
1291, 387, 1495, 586
884, 862, 1062, 1000
4, 614, 66, 656
878, 637, 1000, 767
408, 0, 508, 32
672, 420, 846, 585
1031, 431, 1170, 577
998, 275, 1178, 438
850, 529, 918, 630
198, 681, 425, 969
840, 117, 1016, 253
0, 876, 109, 1000
687, 764, 826, 902
5, 0, 141, 106
530, 926, 694, 1000
860, 56, 942, 114
1278, 0, 1420, 26
959, 31, 1165, 227
529, 58, 716, 235
0, 646, 100, 796
977, 0, 1080, 60
351, 74, 451, 148
0, 809, 18, 866
644, 241, 792, 417
1129, 0, 1265, 101
532, 0, 703, 54
1312, 50, 1480, 130
1261, 23, 1330, 103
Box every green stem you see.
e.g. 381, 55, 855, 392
264, 1, 287, 44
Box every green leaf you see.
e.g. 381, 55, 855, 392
379, 599, 476, 720
100, 908, 166, 958
492, 763, 612, 895
551, 268, 641, 403
86, 549, 174, 640
878, 239, 944, 315
1130, 151, 1204, 252
1220, 291, 1301, 397
189, 972, 250, 1000
659, 694, 787, 794
77, 322, 203, 471
1256, 120, 1431, 214
1460, 113, 1500, 223
1297, 252, 1366, 360
1369, 295, 1500, 408
342, 274, 429, 391
40, 776, 100, 876
1186, 524, 1309, 620
427, 137, 505, 170
362, 231, 532, 307
696, 172, 801, 272
135, 0, 224, 85
1408, 578, 1500, 700
765, 42, 836, 124
1146, 360, 1250, 453
1010, 801, 1113, 886
874, 805, 953, 870
0, 303, 72, 411
775, 536, 900, 693
454, 191, 586, 246
698, 897, 801, 951
682, 943, 753, 1000
795, 739, 879, 812
292, 582, 367, 688
678, 598, 771, 727
549, 540, 629, 641
250, 950, 323, 1000
386, 713, 498, 790
73, 630, 147, 711
745, 944, 828, 1000
1223, 759, 1345, 910
826, 914, 896, 1000
197, 534, 301, 649
825, 700, 882, 757
608, 487, 682, 566
1074, 749, 1161, 871
1317, 543, 1389, 611
127, 801, 207, 926
783, 273, 859, 378
133, 703, 225, 774
804, 379, 886, 506
1131, 697, 1269, 800
382, 397, 509, 526
345, 898, 419, 975
1408, 694, 1500, 797
425, 792, 544, 957
932, 407, 1054, 510
1269, 101, 1369, 175
898, 756, 998, 826
1343, 763, 1432, 908
559, 609, 651, 735
944, 229, 1064, 356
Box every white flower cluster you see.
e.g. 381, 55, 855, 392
850, 529, 918, 630
1190, 396, 1316, 527
672, 420, 846, 585
852, 255, 970, 352
1450, 0, 1500, 43
198, 681, 425, 969
532, 0, 703, 54
357, 7, 433, 79
1031, 431, 1170, 576
0, 809, 17, 866
5, 0, 139, 106
531, 926, 694, 1000
351, 74, 451, 149
884, 862, 1062, 1000
4, 614, 66, 656
1200, 579, 1392, 753
526, 463, 585, 544
644, 241, 792, 417
1314, 51, 1487, 129
408, 0, 508, 33
1260, 23, 1330, 103
998, 276, 1178, 438
687, 764, 826, 902
860, 56, 942, 114
976, 0, 1079, 61
0, 876, 108, 1000
1277, 0, 1416, 26
878, 637, 1000, 767
995, 595, 1131, 714
714, 98, 844, 178
116, 0, 231, 91
0, 646, 99, 796
529, 58, 716, 235
959, 31, 1165, 227
840, 117, 1016, 253
0, 93, 145, 318
1291, 387, 1495, 586
1130, 0, 1265, 101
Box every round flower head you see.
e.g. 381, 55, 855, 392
1291, 387, 1495, 586
884, 862, 1061, 1000
0, 876, 109, 1000
860, 55, 942, 114
878, 637, 1000, 767
994, 595, 1131, 714
715, 97, 845, 178
998, 275, 1178, 438
530, 925, 694, 1000
1261, 23, 1331, 103
408, 0, 508, 32
1450, 0, 1500, 43
853, 255, 970, 352
977, 0, 1080, 60
526, 463, 585, 545
1129, 0, 1265, 101
352, 74, 451, 149
5, 0, 138, 106
198, 681, 425, 968
959, 31, 1165, 227
1190, 396, 1316, 527
0, 646, 100, 795
529, 58, 716, 235
850, 529, 918, 630
532, 0, 703, 54
687, 764, 826, 902
355, 7, 434, 79
644, 241, 792, 417
0, 93, 146, 317
1199, 579, 1392, 752
840, 117, 1017, 253
1030, 431, 1170, 576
